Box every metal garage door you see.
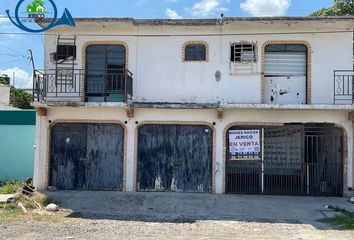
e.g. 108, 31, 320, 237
50, 123, 124, 190
226, 124, 343, 197
264, 44, 307, 104
137, 124, 213, 192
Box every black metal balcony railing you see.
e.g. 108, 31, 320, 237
334, 70, 354, 104
33, 69, 133, 103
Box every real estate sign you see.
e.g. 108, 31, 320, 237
229, 130, 260, 160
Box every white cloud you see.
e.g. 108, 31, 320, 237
240, 0, 291, 16
165, 8, 182, 19
187, 0, 227, 18
0, 67, 32, 88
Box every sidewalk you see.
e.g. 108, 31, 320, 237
45, 191, 354, 225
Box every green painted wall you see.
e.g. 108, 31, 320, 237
0, 111, 36, 182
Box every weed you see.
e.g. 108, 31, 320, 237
320, 207, 354, 232
0, 180, 24, 194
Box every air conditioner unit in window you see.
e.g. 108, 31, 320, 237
52, 45, 77, 61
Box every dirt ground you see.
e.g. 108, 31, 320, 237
1, 217, 354, 240
2, 192, 354, 240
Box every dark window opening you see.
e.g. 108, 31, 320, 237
231, 43, 257, 63
85, 44, 127, 101
265, 44, 307, 53
185, 44, 206, 61
56, 45, 76, 60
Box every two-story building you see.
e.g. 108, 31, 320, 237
32, 16, 354, 197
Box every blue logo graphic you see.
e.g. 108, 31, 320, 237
6, 0, 76, 33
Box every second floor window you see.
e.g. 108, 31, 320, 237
230, 42, 257, 63
184, 44, 207, 61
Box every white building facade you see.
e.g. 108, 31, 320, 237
33, 17, 354, 196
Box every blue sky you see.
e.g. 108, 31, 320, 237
0, 0, 334, 88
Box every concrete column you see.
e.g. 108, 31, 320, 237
351, 121, 354, 193
33, 112, 48, 190
214, 123, 224, 194
125, 121, 136, 192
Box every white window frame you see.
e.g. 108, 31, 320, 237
230, 41, 258, 75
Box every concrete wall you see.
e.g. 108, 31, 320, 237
0, 84, 10, 106
43, 21, 353, 104
35, 19, 354, 194
0, 125, 35, 181
33, 107, 353, 194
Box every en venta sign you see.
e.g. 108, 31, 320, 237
229, 130, 260, 160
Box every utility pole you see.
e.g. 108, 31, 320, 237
28, 49, 35, 72
12, 71, 15, 88
28, 49, 36, 97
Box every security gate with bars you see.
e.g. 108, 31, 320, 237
226, 124, 343, 197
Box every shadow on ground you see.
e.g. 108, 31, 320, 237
45, 191, 354, 229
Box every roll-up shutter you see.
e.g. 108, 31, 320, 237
265, 44, 307, 76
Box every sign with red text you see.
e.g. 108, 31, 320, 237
229, 130, 260, 160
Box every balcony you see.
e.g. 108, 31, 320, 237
334, 70, 354, 105
32, 69, 354, 110
33, 69, 133, 104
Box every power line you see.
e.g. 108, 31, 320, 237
0, 43, 25, 55
0, 53, 26, 58
0, 58, 25, 65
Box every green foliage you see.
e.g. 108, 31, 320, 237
0, 74, 10, 85
310, 0, 354, 16
321, 215, 354, 230
320, 210, 354, 231
10, 88, 33, 109
0, 180, 24, 194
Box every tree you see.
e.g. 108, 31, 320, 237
0, 74, 10, 85
310, 0, 354, 16
10, 88, 33, 109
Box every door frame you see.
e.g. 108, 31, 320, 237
81, 41, 129, 102
134, 121, 216, 193
222, 122, 349, 196
46, 120, 127, 190
261, 40, 312, 104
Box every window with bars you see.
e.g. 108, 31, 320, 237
230, 42, 257, 63
184, 44, 207, 61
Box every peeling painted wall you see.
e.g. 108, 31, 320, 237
44, 22, 353, 105
264, 76, 306, 104
33, 107, 353, 194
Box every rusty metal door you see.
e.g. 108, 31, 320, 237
50, 123, 124, 190
137, 124, 213, 192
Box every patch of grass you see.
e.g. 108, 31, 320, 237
0, 180, 24, 194
0, 193, 70, 224
30, 192, 60, 206
320, 207, 354, 232
0, 207, 71, 224
0, 204, 23, 223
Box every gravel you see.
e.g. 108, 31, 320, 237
0, 218, 353, 240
